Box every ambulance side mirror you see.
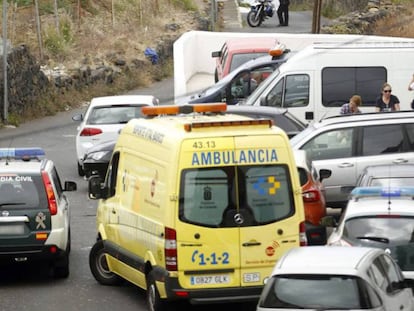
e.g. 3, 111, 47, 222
88, 176, 105, 200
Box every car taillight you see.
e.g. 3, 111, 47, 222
299, 221, 307, 246
80, 127, 102, 136
302, 189, 321, 202
42, 171, 58, 215
165, 227, 177, 271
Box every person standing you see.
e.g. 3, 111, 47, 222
408, 73, 414, 109
375, 82, 400, 112
340, 95, 362, 115
277, 0, 290, 26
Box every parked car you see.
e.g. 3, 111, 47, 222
356, 163, 414, 188
294, 150, 331, 245
177, 45, 291, 106
82, 140, 116, 179
257, 246, 414, 310
83, 105, 307, 180
226, 105, 305, 138
72, 95, 159, 176
325, 186, 414, 280
212, 37, 279, 82
0, 147, 77, 278
290, 111, 414, 208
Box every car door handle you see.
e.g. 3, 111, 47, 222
338, 163, 354, 168
393, 158, 408, 164
111, 208, 116, 214
242, 241, 261, 247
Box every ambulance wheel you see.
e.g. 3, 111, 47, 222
147, 271, 168, 311
89, 240, 122, 285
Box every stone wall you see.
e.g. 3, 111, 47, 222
0, 44, 50, 119
321, 0, 398, 34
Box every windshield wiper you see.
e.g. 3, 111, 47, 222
356, 236, 390, 244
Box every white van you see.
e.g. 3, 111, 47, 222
242, 41, 414, 123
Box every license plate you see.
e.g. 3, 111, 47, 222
190, 275, 230, 285
0, 224, 25, 235
243, 272, 260, 283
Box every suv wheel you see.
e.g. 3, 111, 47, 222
89, 240, 122, 285
77, 162, 85, 177
53, 253, 69, 278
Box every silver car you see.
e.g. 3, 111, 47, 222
356, 163, 414, 187
257, 246, 414, 311
290, 111, 414, 208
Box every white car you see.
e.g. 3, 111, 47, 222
72, 95, 159, 176
257, 246, 414, 311
327, 186, 414, 280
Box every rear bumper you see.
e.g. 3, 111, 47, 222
154, 267, 263, 305
0, 245, 67, 264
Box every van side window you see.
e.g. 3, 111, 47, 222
179, 165, 295, 228
322, 67, 386, 107
361, 124, 403, 156
264, 74, 309, 108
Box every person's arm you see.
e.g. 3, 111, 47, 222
392, 95, 400, 111
408, 74, 414, 91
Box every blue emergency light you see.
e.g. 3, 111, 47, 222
0, 147, 45, 160
351, 186, 414, 198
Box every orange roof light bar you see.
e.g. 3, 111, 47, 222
142, 103, 227, 117
269, 43, 287, 57
184, 119, 273, 132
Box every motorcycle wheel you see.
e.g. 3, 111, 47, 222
247, 9, 263, 27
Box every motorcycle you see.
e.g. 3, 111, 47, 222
246, 0, 275, 27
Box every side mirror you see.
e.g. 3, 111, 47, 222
72, 113, 84, 122
319, 169, 332, 182
88, 176, 105, 200
64, 181, 77, 192
211, 51, 221, 58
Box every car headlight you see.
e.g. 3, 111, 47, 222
88, 151, 111, 161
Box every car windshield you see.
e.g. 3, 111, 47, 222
230, 52, 269, 72
259, 274, 380, 309
242, 68, 281, 106
87, 105, 146, 125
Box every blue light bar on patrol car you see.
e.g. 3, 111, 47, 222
0, 147, 45, 160
351, 186, 414, 198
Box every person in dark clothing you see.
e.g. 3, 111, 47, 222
277, 0, 290, 26
375, 82, 400, 112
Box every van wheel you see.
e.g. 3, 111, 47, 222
147, 271, 168, 311
89, 240, 122, 285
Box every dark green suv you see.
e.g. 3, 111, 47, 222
0, 148, 77, 278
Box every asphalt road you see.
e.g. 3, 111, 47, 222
0, 10, 321, 311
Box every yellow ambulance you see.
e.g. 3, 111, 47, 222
87, 103, 306, 311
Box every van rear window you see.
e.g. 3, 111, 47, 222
179, 165, 294, 228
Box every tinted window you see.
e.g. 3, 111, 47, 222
343, 216, 414, 272
322, 67, 386, 107
301, 128, 354, 161
0, 174, 45, 207
87, 105, 147, 124
259, 274, 377, 309
264, 74, 310, 108
361, 124, 403, 156
179, 165, 294, 228
230, 52, 268, 73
